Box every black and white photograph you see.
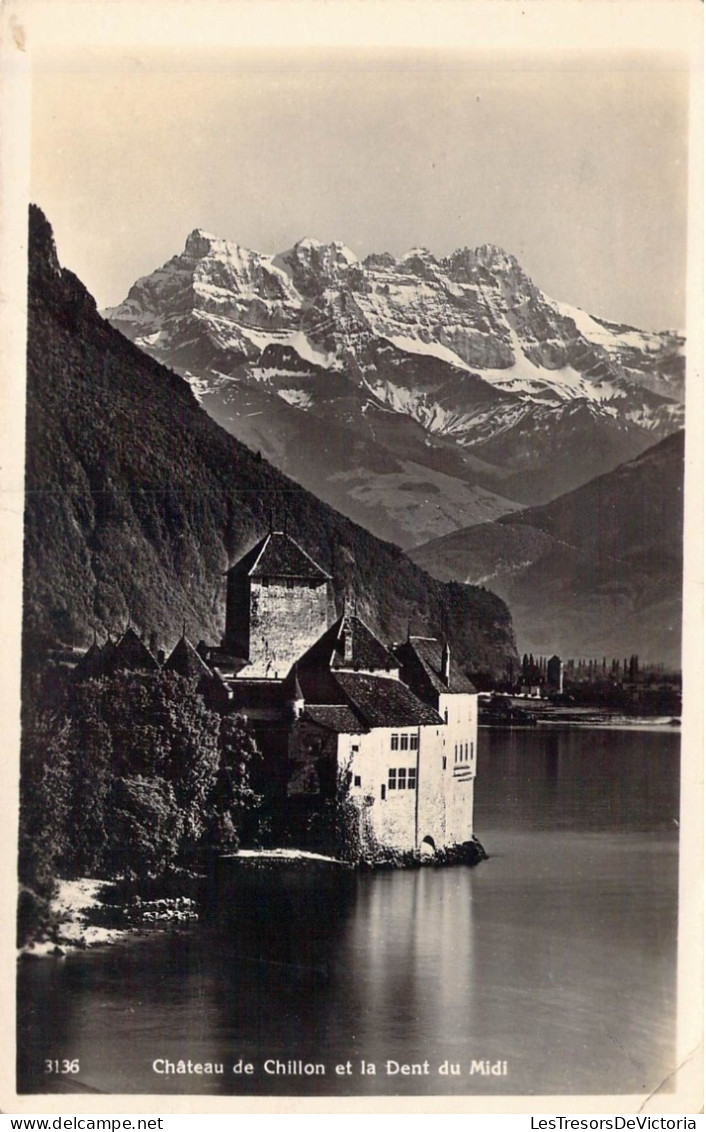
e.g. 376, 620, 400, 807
1, 0, 702, 1114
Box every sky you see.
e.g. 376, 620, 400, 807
29, 47, 690, 330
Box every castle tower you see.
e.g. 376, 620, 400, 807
223, 531, 331, 678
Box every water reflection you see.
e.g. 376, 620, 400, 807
477, 726, 679, 833
543, 730, 560, 784
18, 728, 679, 1097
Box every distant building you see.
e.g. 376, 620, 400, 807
547, 655, 563, 694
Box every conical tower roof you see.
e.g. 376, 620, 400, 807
164, 635, 214, 679
107, 627, 159, 673
284, 662, 305, 701
73, 640, 104, 681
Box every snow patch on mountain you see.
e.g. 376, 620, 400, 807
549, 297, 671, 351
384, 334, 472, 370
238, 326, 337, 369
471, 325, 619, 404
364, 376, 537, 443
481, 359, 623, 404
273, 388, 314, 409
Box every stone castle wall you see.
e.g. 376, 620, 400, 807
247, 580, 329, 678
440, 692, 477, 844
341, 716, 474, 853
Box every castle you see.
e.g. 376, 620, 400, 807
75, 530, 479, 856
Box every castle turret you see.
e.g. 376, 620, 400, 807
441, 641, 451, 686
223, 531, 331, 678
285, 663, 305, 720
341, 621, 353, 663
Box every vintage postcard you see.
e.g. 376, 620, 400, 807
0, 0, 702, 1116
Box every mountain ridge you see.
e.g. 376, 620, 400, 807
105, 228, 685, 547
24, 205, 517, 678
409, 431, 684, 667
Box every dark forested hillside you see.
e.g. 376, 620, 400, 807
23, 206, 516, 677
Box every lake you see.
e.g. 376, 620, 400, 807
17, 725, 680, 1097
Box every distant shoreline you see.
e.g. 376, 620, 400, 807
481, 717, 680, 732
480, 700, 680, 732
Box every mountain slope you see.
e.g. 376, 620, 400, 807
105, 231, 685, 545
23, 206, 516, 677
409, 432, 684, 667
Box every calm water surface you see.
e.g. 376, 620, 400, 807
18, 726, 679, 1097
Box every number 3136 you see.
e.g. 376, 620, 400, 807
45, 1059, 80, 1074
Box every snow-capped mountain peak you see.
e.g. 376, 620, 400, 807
472, 242, 521, 271
292, 236, 358, 261
105, 228, 685, 545
283, 237, 360, 276
402, 246, 437, 262
183, 228, 238, 258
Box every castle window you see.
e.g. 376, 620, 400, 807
351, 743, 359, 753
398, 768, 407, 789
442, 756, 447, 770
388, 769, 397, 790
390, 734, 399, 750
400, 733, 409, 751
381, 784, 386, 800
410, 734, 419, 750
262, 578, 270, 588
444, 709, 449, 723
465, 743, 469, 760
408, 768, 417, 790
354, 775, 361, 788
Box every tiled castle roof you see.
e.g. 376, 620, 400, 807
295, 670, 441, 733
334, 672, 443, 728
394, 637, 476, 700
228, 531, 330, 582
293, 616, 441, 731
297, 613, 398, 673
302, 705, 367, 734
